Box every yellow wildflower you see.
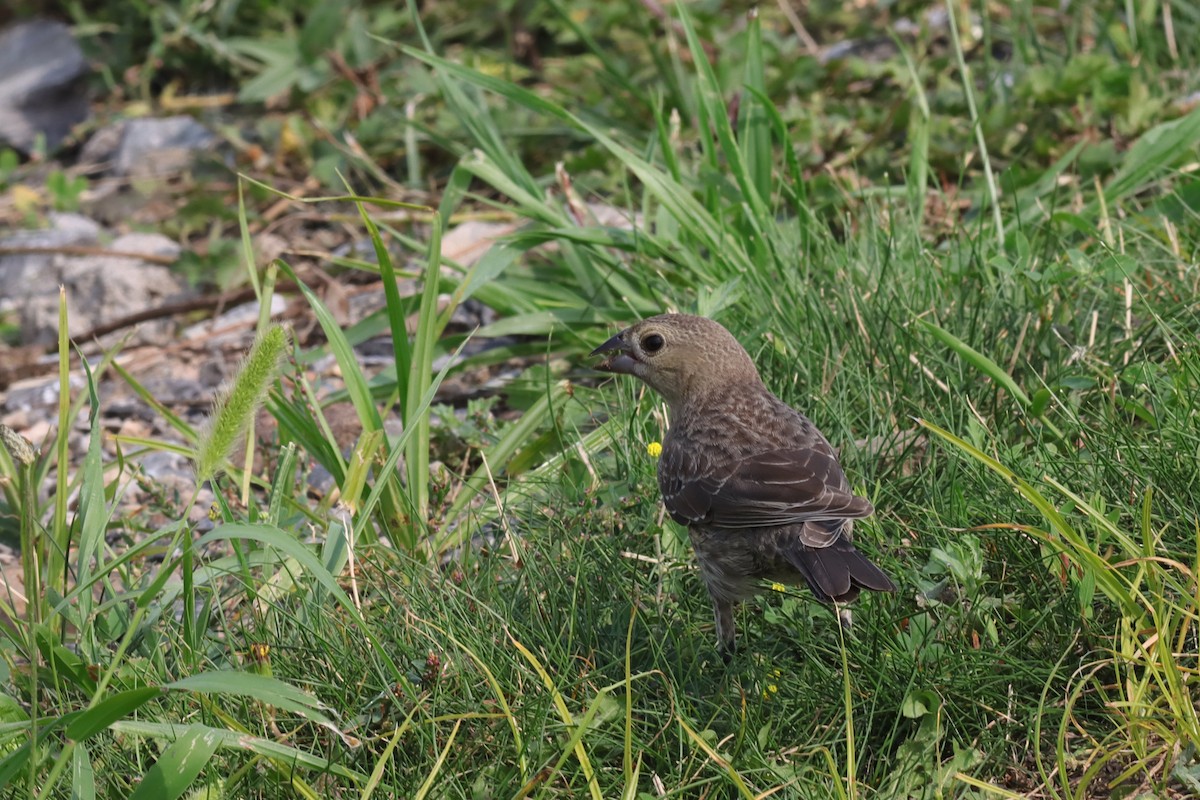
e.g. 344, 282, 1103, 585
646, 441, 663, 458
770, 582, 786, 592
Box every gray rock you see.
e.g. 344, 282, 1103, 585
3, 371, 85, 414
0, 213, 102, 325
0, 20, 89, 153
79, 116, 217, 177
45, 211, 103, 239
139, 450, 196, 497
180, 295, 287, 347
136, 376, 212, 408
0, 222, 188, 347
107, 231, 181, 259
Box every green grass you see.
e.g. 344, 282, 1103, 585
3, 1, 1200, 797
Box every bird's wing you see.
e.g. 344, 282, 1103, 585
660, 446, 873, 531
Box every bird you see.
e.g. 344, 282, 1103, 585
591, 313, 895, 658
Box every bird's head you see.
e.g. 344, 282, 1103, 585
590, 313, 761, 408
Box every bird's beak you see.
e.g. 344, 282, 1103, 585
589, 331, 639, 374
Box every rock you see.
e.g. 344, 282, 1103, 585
180, 295, 287, 347
140, 450, 195, 493
134, 376, 212, 408
0, 211, 100, 264
0, 214, 102, 331
57, 233, 185, 346
45, 211, 103, 239
18, 419, 52, 447
2, 371, 84, 415
0, 222, 188, 347
0, 20, 90, 153
0, 408, 30, 430
79, 116, 217, 177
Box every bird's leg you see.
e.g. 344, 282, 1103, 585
835, 606, 854, 633
837, 604, 853, 631
712, 596, 737, 661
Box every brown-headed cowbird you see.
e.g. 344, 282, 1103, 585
591, 313, 895, 656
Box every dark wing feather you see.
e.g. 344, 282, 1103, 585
660, 446, 873, 530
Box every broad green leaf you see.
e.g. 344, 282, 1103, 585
66, 687, 163, 741
72, 741, 97, 800
127, 726, 221, 800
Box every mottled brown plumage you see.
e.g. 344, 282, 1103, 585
591, 313, 895, 656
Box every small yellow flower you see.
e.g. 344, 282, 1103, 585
248, 643, 272, 677
770, 582, 786, 592
768, 684, 779, 694
646, 441, 663, 458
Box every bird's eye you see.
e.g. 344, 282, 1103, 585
642, 333, 665, 353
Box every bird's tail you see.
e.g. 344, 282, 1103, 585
786, 537, 896, 604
